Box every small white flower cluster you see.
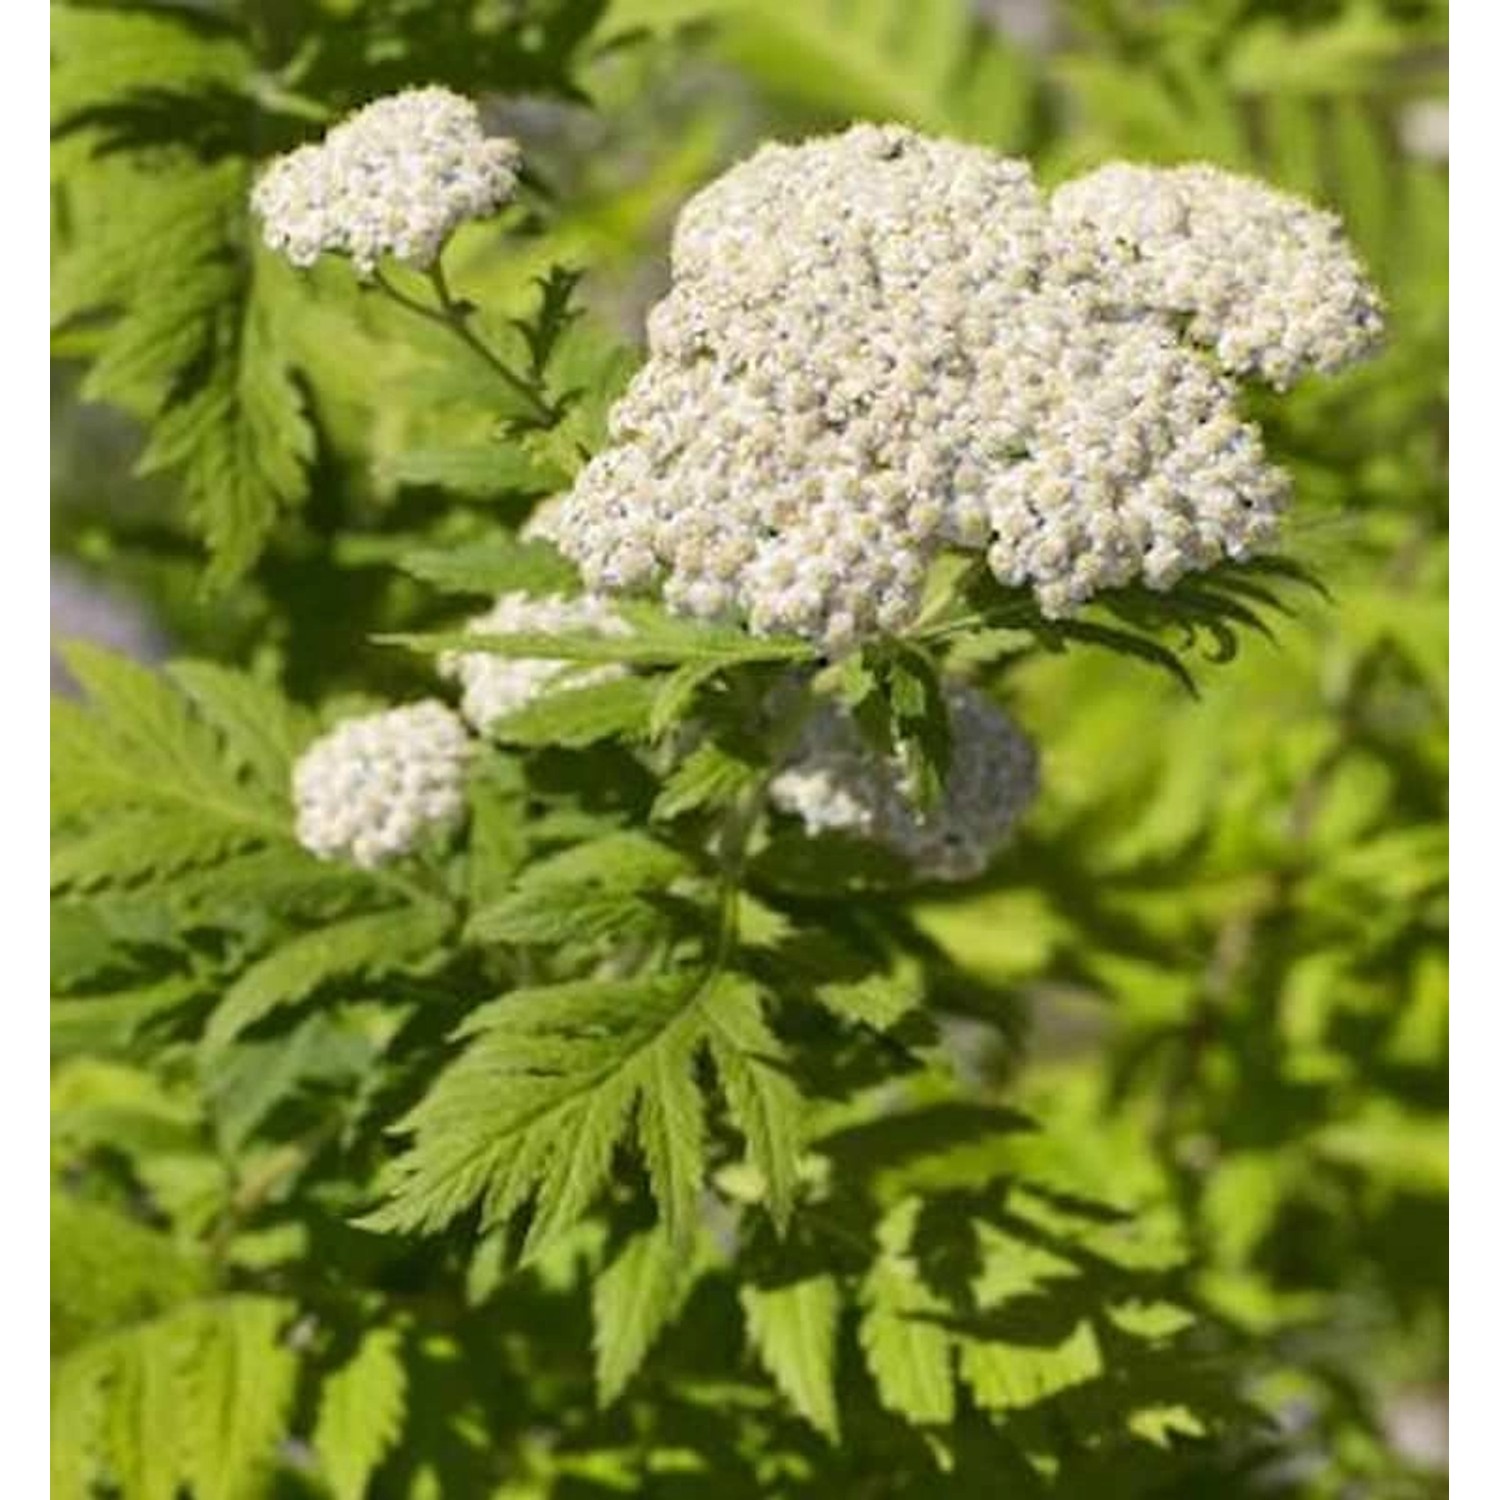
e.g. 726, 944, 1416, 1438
293, 701, 472, 868
439, 591, 632, 733
552, 124, 1381, 648
251, 87, 523, 277
769, 685, 1039, 882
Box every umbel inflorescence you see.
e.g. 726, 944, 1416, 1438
552, 124, 1383, 650
251, 87, 523, 276
293, 702, 472, 868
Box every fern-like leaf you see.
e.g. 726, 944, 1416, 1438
368, 974, 804, 1256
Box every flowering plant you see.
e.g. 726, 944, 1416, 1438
52, 5, 1447, 1497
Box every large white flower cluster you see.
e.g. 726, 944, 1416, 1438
439, 591, 631, 733
769, 684, 1039, 882
552, 124, 1381, 648
293, 701, 472, 868
251, 87, 523, 277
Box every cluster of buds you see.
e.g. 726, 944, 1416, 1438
293, 702, 472, 868
251, 87, 523, 277
769, 684, 1040, 882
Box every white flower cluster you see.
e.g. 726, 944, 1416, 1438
769, 685, 1039, 882
293, 701, 472, 868
251, 87, 523, 277
439, 591, 631, 733
552, 124, 1381, 648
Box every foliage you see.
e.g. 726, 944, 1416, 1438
52, 2, 1446, 1497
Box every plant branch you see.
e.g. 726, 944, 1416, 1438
369, 260, 556, 425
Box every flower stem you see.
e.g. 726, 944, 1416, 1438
369, 260, 556, 425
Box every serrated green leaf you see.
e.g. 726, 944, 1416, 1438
859, 1257, 955, 1427
703, 978, 803, 1230
205, 904, 449, 1052
652, 743, 760, 822
649, 661, 726, 740
314, 1327, 408, 1500
181, 1297, 299, 1500
491, 675, 658, 748
593, 1225, 698, 1407
53, 977, 201, 1057
467, 885, 669, 947
400, 536, 581, 598
167, 662, 315, 799
742, 1275, 841, 1440
382, 443, 565, 497
959, 1320, 1103, 1413
384, 604, 815, 670
813, 967, 924, 1033
370, 974, 803, 1258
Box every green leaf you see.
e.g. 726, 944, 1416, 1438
741, 1275, 842, 1440
53, 4, 313, 580
181, 1297, 299, 1500
369, 974, 803, 1257
53, 977, 202, 1057
959, 1321, 1104, 1413
57, 1296, 297, 1500
702, 979, 803, 1230
204, 904, 449, 1052
467, 886, 670, 947
400, 536, 581, 598
491, 675, 659, 748
102, 1315, 187, 1500
649, 660, 727, 740
593, 1225, 698, 1407
167, 662, 315, 799
314, 1327, 408, 1500
813, 966, 924, 1033
858, 1257, 955, 1427
384, 602, 815, 670
652, 743, 760, 822
52, 1194, 210, 1356
382, 443, 565, 498
52, 647, 294, 892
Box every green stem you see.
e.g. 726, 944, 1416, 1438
370, 260, 556, 425
701, 678, 821, 983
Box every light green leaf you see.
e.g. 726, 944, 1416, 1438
205, 904, 449, 1052
742, 1275, 842, 1440
859, 1257, 955, 1426
593, 1225, 699, 1406
369, 975, 803, 1258
181, 1297, 299, 1500
491, 675, 659, 748
314, 1327, 408, 1500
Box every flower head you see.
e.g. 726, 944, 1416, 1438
551, 125, 1381, 649
251, 87, 523, 277
769, 683, 1039, 882
293, 701, 472, 868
